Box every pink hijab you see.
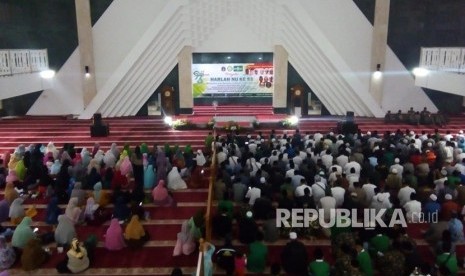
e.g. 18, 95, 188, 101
105, 218, 125, 251
152, 180, 168, 201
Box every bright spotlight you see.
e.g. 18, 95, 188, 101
164, 116, 173, 126
39, 70, 55, 79
289, 116, 299, 125
373, 71, 382, 79
413, 67, 429, 77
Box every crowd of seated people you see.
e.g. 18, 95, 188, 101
209, 128, 465, 275
385, 107, 448, 126
0, 140, 210, 273
2, 124, 465, 274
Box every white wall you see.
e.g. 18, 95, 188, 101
0, 72, 52, 100
299, 0, 373, 93
28, 50, 84, 115
92, 0, 170, 92
26, 0, 438, 118
194, 12, 274, 53
383, 50, 437, 112
415, 70, 465, 97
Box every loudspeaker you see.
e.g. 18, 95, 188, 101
346, 111, 354, 122
93, 113, 103, 125
90, 113, 109, 137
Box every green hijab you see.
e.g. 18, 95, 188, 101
15, 160, 27, 181
140, 143, 149, 154
12, 217, 34, 249
184, 144, 193, 155
164, 143, 172, 155
123, 143, 132, 157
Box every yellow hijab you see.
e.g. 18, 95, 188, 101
4, 182, 19, 205
124, 215, 145, 240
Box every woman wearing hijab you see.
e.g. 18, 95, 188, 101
85, 167, 101, 190
50, 160, 61, 176
120, 156, 133, 177
113, 195, 131, 222
21, 238, 49, 271
144, 164, 156, 190
173, 220, 195, 256
93, 182, 110, 207
15, 159, 26, 182
152, 180, 175, 207
202, 239, 216, 276
55, 160, 72, 204
55, 214, 76, 246
70, 182, 86, 207
131, 146, 144, 189
102, 167, 114, 189
56, 238, 90, 274
111, 166, 129, 190
167, 167, 187, 190
104, 218, 126, 251
4, 182, 18, 205
45, 197, 61, 225
189, 150, 207, 189
9, 198, 25, 225
0, 200, 9, 224
11, 217, 34, 249
172, 148, 186, 169
65, 197, 82, 225
155, 149, 168, 182
110, 143, 120, 160
0, 235, 16, 270
124, 215, 149, 248
80, 148, 91, 169
84, 197, 110, 226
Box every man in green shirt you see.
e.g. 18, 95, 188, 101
356, 240, 373, 276
436, 242, 458, 276
369, 228, 390, 256
308, 247, 330, 276
247, 232, 268, 273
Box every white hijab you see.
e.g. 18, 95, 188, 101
9, 198, 25, 218
167, 167, 187, 190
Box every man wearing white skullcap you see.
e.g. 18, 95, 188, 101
423, 193, 441, 222
389, 158, 404, 179
245, 183, 261, 206
281, 231, 308, 275
441, 193, 460, 221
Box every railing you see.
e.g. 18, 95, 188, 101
0, 49, 49, 76
419, 47, 465, 73
195, 128, 217, 275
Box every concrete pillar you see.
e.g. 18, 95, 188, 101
369, 0, 390, 106
273, 45, 288, 113
75, 0, 97, 108
178, 46, 194, 114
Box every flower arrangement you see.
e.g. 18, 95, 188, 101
281, 116, 299, 128
224, 121, 240, 132
172, 119, 192, 130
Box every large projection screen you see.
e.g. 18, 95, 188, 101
192, 53, 273, 98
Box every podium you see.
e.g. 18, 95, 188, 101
90, 113, 109, 137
